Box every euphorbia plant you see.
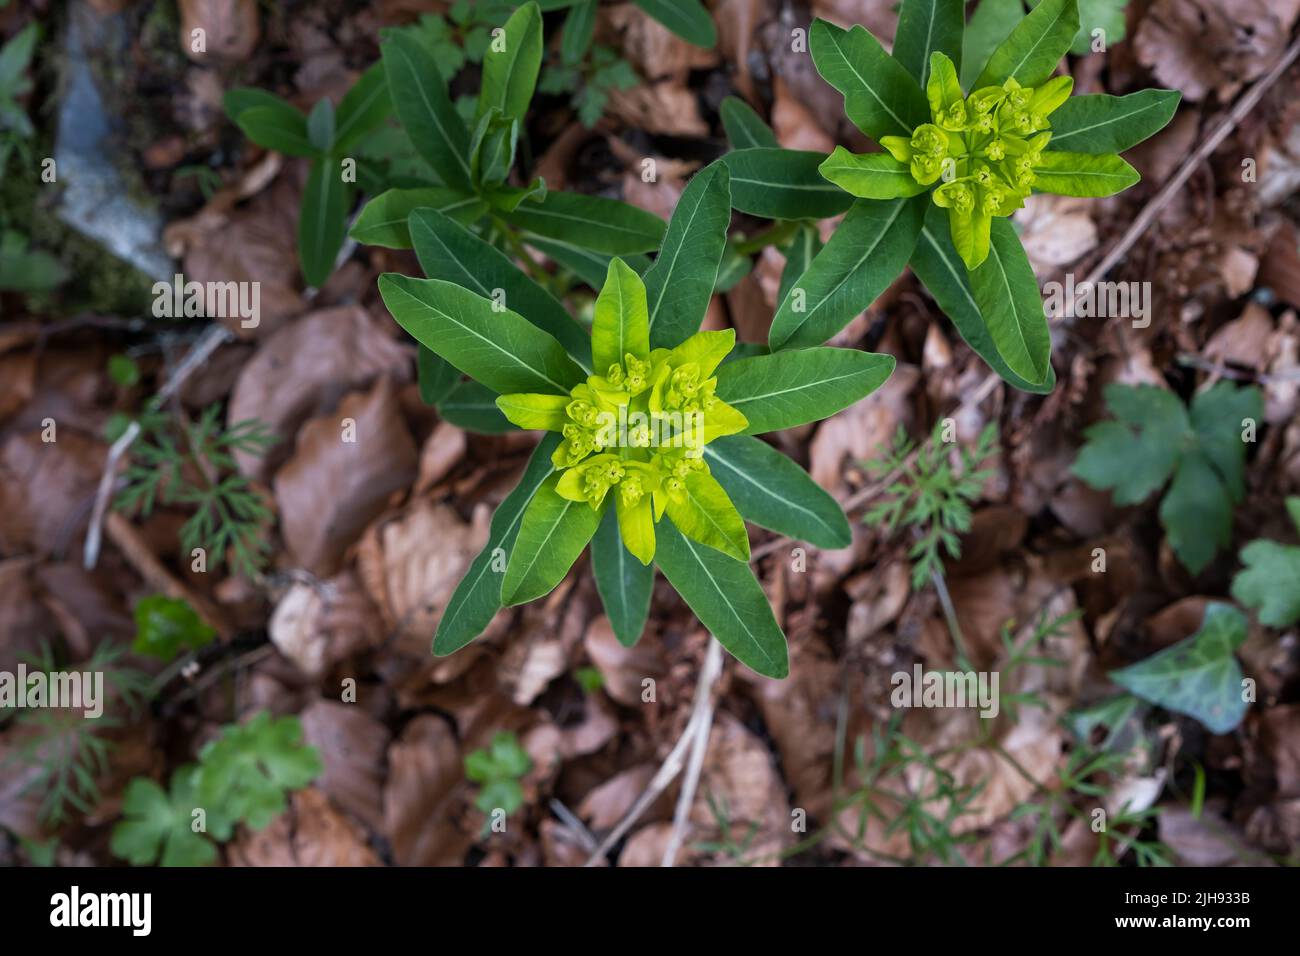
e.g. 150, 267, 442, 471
720, 0, 1178, 392
378, 164, 894, 678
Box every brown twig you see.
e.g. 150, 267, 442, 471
660, 637, 723, 867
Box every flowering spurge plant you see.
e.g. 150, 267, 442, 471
719, 0, 1178, 393
377, 164, 895, 678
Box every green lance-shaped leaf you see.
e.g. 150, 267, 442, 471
381, 31, 473, 192
417, 344, 459, 406
231, 105, 316, 157
298, 157, 349, 288
378, 274, 585, 396
777, 223, 822, 307
910, 205, 1055, 394
350, 187, 486, 248
409, 207, 591, 369
818, 147, 929, 200
435, 434, 560, 654
1032, 152, 1140, 197
961, 0, 1025, 89
522, 235, 650, 288
478, 1, 544, 125
716, 347, 896, 434
438, 380, 514, 434
721, 148, 855, 221
809, 19, 928, 142
970, 218, 1052, 386
892, 0, 965, 88
974, 0, 1080, 90
1048, 90, 1182, 154
704, 435, 851, 549
501, 474, 603, 605
720, 96, 777, 150
592, 258, 650, 373
654, 521, 788, 679
334, 62, 392, 152
505, 190, 666, 255
1109, 602, 1249, 735
591, 507, 654, 646
665, 471, 750, 561
644, 162, 732, 349
632, 0, 717, 47
768, 196, 926, 351
307, 99, 336, 153
561, 0, 599, 65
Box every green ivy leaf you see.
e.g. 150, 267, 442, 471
716, 347, 895, 434
654, 521, 788, 678
132, 595, 216, 661
970, 218, 1051, 385
436, 435, 560, 654
1232, 499, 1300, 628
809, 19, 928, 141
378, 273, 586, 395
195, 713, 323, 839
768, 197, 926, 350
501, 474, 602, 605
504, 190, 666, 254
704, 435, 851, 549
1109, 603, 1249, 735
591, 507, 654, 646
974, 0, 1079, 90
381, 31, 474, 191
644, 162, 732, 349
720, 96, 777, 149
720, 148, 855, 220
111, 767, 220, 867
1048, 90, 1180, 154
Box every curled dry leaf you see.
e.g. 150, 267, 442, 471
179, 0, 260, 63
274, 378, 418, 577
228, 787, 381, 866
269, 571, 384, 678
228, 305, 411, 481
383, 714, 471, 866
299, 700, 391, 832
355, 501, 489, 655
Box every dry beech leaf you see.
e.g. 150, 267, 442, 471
603, 3, 718, 81
299, 700, 390, 832
414, 422, 466, 495
618, 822, 700, 867
606, 83, 708, 137
269, 571, 383, 677
810, 363, 919, 489
0, 430, 104, 555
274, 378, 418, 577
179, 0, 260, 63
228, 788, 381, 866
356, 501, 488, 654
583, 615, 665, 707
383, 714, 471, 866
228, 305, 410, 480
578, 764, 658, 830
1015, 194, 1097, 276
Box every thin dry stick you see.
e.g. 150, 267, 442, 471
583, 636, 726, 866
749, 38, 1300, 565
83, 322, 234, 570
660, 637, 723, 867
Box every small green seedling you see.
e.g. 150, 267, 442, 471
1231, 496, 1300, 628
380, 162, 894, 677
1072, 382, 1262, 575
718, 0, 1177, 392
131, 595, 216, 661
465, 731, 532, 817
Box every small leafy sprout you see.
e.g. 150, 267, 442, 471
465, 731, 532, 817
574, 666, 605, 693
1108, 602, 1249, 735
115, 401, 278, 579
539, 45, 640, 128
111, 713, 322, 867
1, 641, 150, 826
132, 595, 217, 661
864, 421, 998, 590
107, 353, 140, 387
1072, 382, 1262, 575
0, 23, 38, 170
1231, 496, 1300, 628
